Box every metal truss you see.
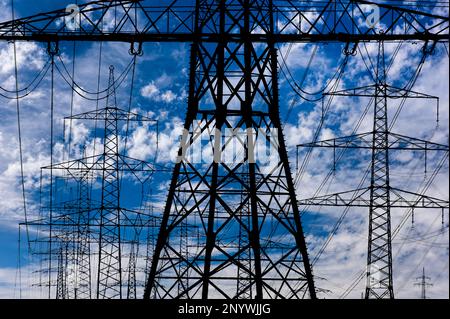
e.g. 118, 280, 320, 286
237, 166, 252, 299
324, 84, 440, 99
144, 0, 315, 300
0, 1, 448, 42
298, 131, 449, 151
35, 66, 158, 299
55, 217, 73, 299
299, 187, 449, 209
27, 201, 160, 296
1, 0, 448, 300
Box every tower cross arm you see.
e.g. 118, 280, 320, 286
298, 186, 450, 209
324, 84, 440, 99
297, 132, 449, 151
42, 154, 155, 175
65, 107, 157, 123
0, 0, 448, 42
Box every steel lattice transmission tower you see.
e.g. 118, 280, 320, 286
297, 41, 449, 299
1, 0, 448, 299
74, 162, 93, 299
144, 0, 316, 299
414, 267, 433, 299
32, 66, 158, 299
366, 41, 395, 298
97, 66, 124, 299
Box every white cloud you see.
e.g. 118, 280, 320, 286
0, 42, 45, 75
290, 45, 449, 298
141, 81, 180, 104
140, 82, 159, 99
127, 116, 183, 164
160, 90, 177, 103
140, 71, 185, 104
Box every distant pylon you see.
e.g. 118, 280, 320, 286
296, 40, 449, 299
75, 150, 93, 299
414, 267, 432, 299
35, 65, 158, 299
236, 164, 252, 299
96, 66, 123, 299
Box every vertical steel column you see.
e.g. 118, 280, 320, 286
267, 0, 316, 298
365, 41, 394, 299
97, 66, 122, 299
201, 0, 226, 300
127, 239, 137, 299
243, 0, 263, 299
237, 167, 252, 299
144, 0, 201, 299
75, 165, 92, 299
145, 0, 316, 299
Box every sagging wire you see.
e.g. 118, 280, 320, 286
11, 0, 31, 252
92, 41, 104, 163
54, 55, 136, 101
0, 57, 51, 99
299, 41, 442, 295
46, 40, 59, 299
120, 43, 159, 200
276, 7, 335, 122
65, 41, 77, 163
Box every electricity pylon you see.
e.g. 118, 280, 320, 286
1, 0, 448, 299
34, 66, 158, 299
414, 267, 432, 299
297, 41, 449, 299
145, 1, 317, 299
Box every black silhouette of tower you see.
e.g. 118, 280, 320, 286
74, 161, 93, 299
126, 238, 138, 299
145, 0, 315, 299
236, 164, 252, 299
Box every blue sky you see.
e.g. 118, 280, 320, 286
0, 0, 448, 298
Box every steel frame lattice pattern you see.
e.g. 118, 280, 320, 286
297, 42, 449, 299
145, 0, 316, 299
0, 0, 448, 300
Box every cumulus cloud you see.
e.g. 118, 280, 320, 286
140, 72, 186, 104
0, 42, 45, 75
127, 116, 184, 163
141, 81, 180, 103
0, 1, 447, 299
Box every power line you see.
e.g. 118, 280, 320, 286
0, 57, 51, 97
339, 151, 449, 298
300, 39, 433, 268
11, 0, 30, 252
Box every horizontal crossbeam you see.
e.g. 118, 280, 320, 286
324, 84, 439, 99
297, 131, 449, 151
298, 187, 449, 209
66, 107, 157, 122
0, 0, 448, 43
